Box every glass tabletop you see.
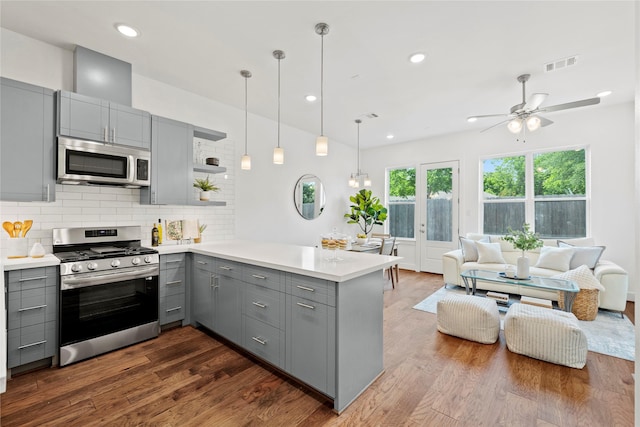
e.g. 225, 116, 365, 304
461, 269, 579, 293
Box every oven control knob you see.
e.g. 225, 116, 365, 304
144, 256, 153, 264
131, 257, 141, 265
71, 264, 82, 273
87, 262, 98, 270
111, 259, 121, 268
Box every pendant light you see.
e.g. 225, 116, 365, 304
348, 119, 371, 188
315, 23, 329, 156
273, 50, 285, 164
240, 70, 252, 170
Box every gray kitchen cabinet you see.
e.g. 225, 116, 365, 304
140, 115, 192, 205
285, 275, 336, 397
0, 77, 56, 202
57, 90, 150, 149
159, 254, 187, 326
211, 259, 242, 344
191, 254, 215, 331
5, 267, 58, 369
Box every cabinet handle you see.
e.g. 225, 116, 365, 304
111, 127, 115, 142
104, 126, 109, 142
252, 301, 267, 309
166, 259, 183, 264
166, 306, 182, 313
18, 276, 48, 282
19, 340, 46, 350
296, 302, 315, 310
296, 285, 315, 292
210, 275, 219, 288
44, 184, 50, 202
151, 191, 156, 204
166, 280, 182, 286
18, 304, 47, 312
251, 274, 267, 280
219, 266, 233, 271
251, 336, 267, 346
197, 261, 208, 265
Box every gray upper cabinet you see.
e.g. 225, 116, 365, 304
57, 90, 150, 149
1, 77, 56, 202
140, 115, 192, 205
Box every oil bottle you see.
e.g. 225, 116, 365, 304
151, 223, 159, 247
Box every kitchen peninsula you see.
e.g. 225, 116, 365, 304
154, 239, 400, 413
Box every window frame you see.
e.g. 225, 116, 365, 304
479, 145, 590, 238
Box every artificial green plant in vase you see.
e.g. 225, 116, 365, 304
501, 223, 543, 279
193, 175, 220, 201
344, 189, 388, 243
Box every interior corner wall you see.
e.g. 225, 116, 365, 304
363, 101, 637, 299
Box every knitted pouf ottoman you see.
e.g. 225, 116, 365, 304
437, 294, 500, 344
504, 303, 587, 369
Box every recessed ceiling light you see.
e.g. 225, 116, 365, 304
409, 53, 425, 64
115, 24, 139, 38
467, 117, 478, 123
305, 94, 317, 102
386, 134, 394, 140
596, 90, 612, 97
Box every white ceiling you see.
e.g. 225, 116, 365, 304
1, 1, 635, 148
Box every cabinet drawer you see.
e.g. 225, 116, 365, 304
289, 275, 335, 306
7, 321, 56, 368
243, 316, 284, 368
160, 294, 186, 325
192, 254, 215, 271
7, 285, 56, 329
160, 253, 186, 269
243, 284, 283, 329
7, 267, 57, 293
214, 259, 242, 280
160, 267, 186, 297
243, 265, 283, 292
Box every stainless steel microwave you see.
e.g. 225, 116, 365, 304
57, 136, 150, 187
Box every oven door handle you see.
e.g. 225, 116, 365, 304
61, 267, 159, 290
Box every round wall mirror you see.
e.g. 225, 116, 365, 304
294, 174, 326, 220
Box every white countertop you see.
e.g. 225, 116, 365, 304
2, 254, 60, 271
149, 239, 401, 282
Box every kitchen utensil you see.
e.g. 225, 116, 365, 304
3, 221, 14, 237
22, 219, 33, 237
13, 221, 22, 238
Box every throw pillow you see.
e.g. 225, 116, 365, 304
557, 240, 606, 269
534, 246, 574, 271
476, 241, 506, 264
459, 235, 490, 262
552, 265, 605, 291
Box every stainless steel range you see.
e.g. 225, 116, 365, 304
53, 226, 159, 366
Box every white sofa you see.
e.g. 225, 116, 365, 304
442, 235, 629, 313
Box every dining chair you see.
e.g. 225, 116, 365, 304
374, 234, 399, 285
379, 236, 397, 288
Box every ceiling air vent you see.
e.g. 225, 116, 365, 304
544, 55, 578, 73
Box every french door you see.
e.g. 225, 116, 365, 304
418, 161, 459, 273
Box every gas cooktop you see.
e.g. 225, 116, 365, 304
54, 246, 157, 263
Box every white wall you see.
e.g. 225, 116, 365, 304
363, 101, 637, 299
0, 28, 359, 253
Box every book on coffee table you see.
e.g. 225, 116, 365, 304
520, 295, 553, 309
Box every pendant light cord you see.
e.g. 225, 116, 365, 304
244, 75, 248, 155
356, 120, 360, 174
320, 33, 324, 136
277, 57, 281, 148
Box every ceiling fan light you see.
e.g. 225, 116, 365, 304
507, 118, 523, 133
316, 135, 328, 156
526, 116, 541, 131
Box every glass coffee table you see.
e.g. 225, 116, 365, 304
460, 269, 579, 312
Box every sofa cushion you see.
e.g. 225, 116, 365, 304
534, 246, 574, 271
459, 235, 490, 262
557, 240, 606, 269
552, 265, 605, 291
476, 241, 506, 264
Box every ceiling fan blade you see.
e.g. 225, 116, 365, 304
538, 96, 601, 113
467, 113, 509, 121
480, 119, 510, 133
538, 115, 554, 127
524, 93, 548, 111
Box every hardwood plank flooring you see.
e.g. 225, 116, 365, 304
0, 271, 634, 426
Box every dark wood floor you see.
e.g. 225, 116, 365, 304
0, 271, 634, 426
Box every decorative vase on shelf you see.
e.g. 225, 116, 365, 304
199, 191, 211, 201
517, 256, 530, 279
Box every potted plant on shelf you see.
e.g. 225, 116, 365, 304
501, 223, 543, 278
344, 189, 388, 244
193, 175, 219, 201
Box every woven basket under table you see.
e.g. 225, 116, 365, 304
558, 288, 599, 321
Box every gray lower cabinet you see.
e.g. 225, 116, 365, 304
191, 254, 215, 330
5, 267, 58, 369
140, 115, 192, 205
57, 90, 151, 149
0, 77, 56, 202
159, 254, 187, 326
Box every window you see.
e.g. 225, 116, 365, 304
482, 148, 587, 238
388, 167, 416, 238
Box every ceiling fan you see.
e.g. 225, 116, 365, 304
467, 74, 601, 136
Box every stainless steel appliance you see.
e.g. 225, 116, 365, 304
57, 136, 150, 187
53, 226, 159, 366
